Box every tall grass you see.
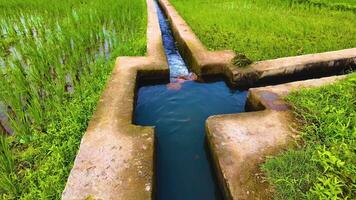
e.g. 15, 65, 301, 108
170, 0, 356, 61
0, 136, 17, 197
262, 73, 356, 199
0, 0, 146, 198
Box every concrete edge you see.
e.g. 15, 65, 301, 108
206, 110, 293, 200
205, 75, 346, 199
158, 0, 356, 88
246, 75, 347, 111
240, 48, 356, 87
62, 0, 169, 199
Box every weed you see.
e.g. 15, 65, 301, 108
262, 73, 356, 199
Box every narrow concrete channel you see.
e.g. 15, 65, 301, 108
134, 1, 247, 199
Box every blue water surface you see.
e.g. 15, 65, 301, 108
155, 0, 189, 79
135, 81, 247, 200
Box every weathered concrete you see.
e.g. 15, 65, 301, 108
246, 75, 346, 111
62, 0, 169, 199
234, 49, 356, 87
206, 75, 345, 200
158, 0, 356, 88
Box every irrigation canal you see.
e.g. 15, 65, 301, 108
134, 1, 247, 199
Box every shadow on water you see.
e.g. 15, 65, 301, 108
134, 1, 248, 200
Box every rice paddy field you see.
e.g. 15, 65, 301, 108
0, 0, 146, 199
170, 0, 356, 61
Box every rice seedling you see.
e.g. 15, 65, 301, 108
170, 0, 356, 61
0, 0, 146, 198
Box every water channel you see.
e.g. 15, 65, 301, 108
134, 1, 248, 199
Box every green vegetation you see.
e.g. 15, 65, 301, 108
170, 0, 356, 61
262, 73, 356, 199
295, 0, 356, 11
0, 0, 146, 199
232, 53, 253, 68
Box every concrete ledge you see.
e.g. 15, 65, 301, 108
62, 0, 169, 199
207, 110, 294, 199
246, 75, 346, 111
158, 0, 356, 88
234, 49, 356, 87
206, 75, 345, 200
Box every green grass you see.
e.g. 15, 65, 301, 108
170, 0, 356, 61
262, 73, 356, 199
295, 0, 356, 11
0, 0, 146, 199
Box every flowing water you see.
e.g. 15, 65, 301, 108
134, 2, 247, 199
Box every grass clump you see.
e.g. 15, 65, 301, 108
170, 0, 356, 61
262, 73, 356, 199
232, 53, 253, 68
0, 0, 146, 199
